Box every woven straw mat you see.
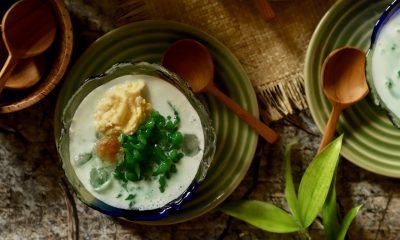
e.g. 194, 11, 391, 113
65, 0, 336, 121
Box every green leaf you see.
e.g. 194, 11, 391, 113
220, 200, 302, 233
125, 194, 135, 200
322, 172, 340, 240
336, 204, 363, 240
284, 142, 300, 223
297, 135, 343, 227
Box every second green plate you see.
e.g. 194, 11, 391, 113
305, 0, 400, 177
54, 20, 258, 224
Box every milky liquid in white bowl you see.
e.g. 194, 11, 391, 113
372, 13, 400, 118
68, 75, 204, 210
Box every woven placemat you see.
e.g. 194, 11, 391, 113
65, 0, 336, 121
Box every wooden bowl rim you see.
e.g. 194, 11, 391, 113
0, 0, 73, 113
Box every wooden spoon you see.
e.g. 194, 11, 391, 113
0, 0, 56, 95
318, 47, 369, 152
0, 27, 45, 90
162, 39, 279, 144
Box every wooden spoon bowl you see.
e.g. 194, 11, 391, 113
5, 56, 45, 90
0, 0, 73, 113
322, 48, 368, 107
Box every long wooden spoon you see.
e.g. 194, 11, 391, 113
318, 47, 369, 152
0, 0, 56, 95
162, 39, 279, 144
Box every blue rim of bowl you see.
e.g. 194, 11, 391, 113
58, 62, 216, 221
366, 0, 400, 127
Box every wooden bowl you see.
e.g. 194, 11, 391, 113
0, 0, 73, 113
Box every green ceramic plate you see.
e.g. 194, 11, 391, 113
54, 20, 258, 224
305, 0, 400, 178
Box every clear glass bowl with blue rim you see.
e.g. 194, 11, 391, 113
366, 0, 400, 127
57, 62, 216, 221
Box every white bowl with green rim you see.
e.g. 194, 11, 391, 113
305, 0, 400, 178
54, 20, 259, 224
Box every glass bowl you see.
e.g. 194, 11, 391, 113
57, 62, 216, 221
366, 0, 400, 127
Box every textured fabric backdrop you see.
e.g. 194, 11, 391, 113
66, 0, 335, 121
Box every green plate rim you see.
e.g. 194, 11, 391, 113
54, 20, 259, 224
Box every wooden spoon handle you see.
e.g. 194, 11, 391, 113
207, 85, 279, 144
318, 105, 342, 153
255, 0, 276, 21
0, 55, 18, 95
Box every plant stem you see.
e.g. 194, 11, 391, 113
298, 230, 312, 240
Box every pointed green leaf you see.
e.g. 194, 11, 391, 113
220, 200, 302, 233
336, 204, 363, 240
284, 142, 300, 223
322, 172, 340, 240
298, 135, 343, 227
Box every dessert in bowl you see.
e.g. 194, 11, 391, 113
367, 0, 400, 127
58, 62, 216, 220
